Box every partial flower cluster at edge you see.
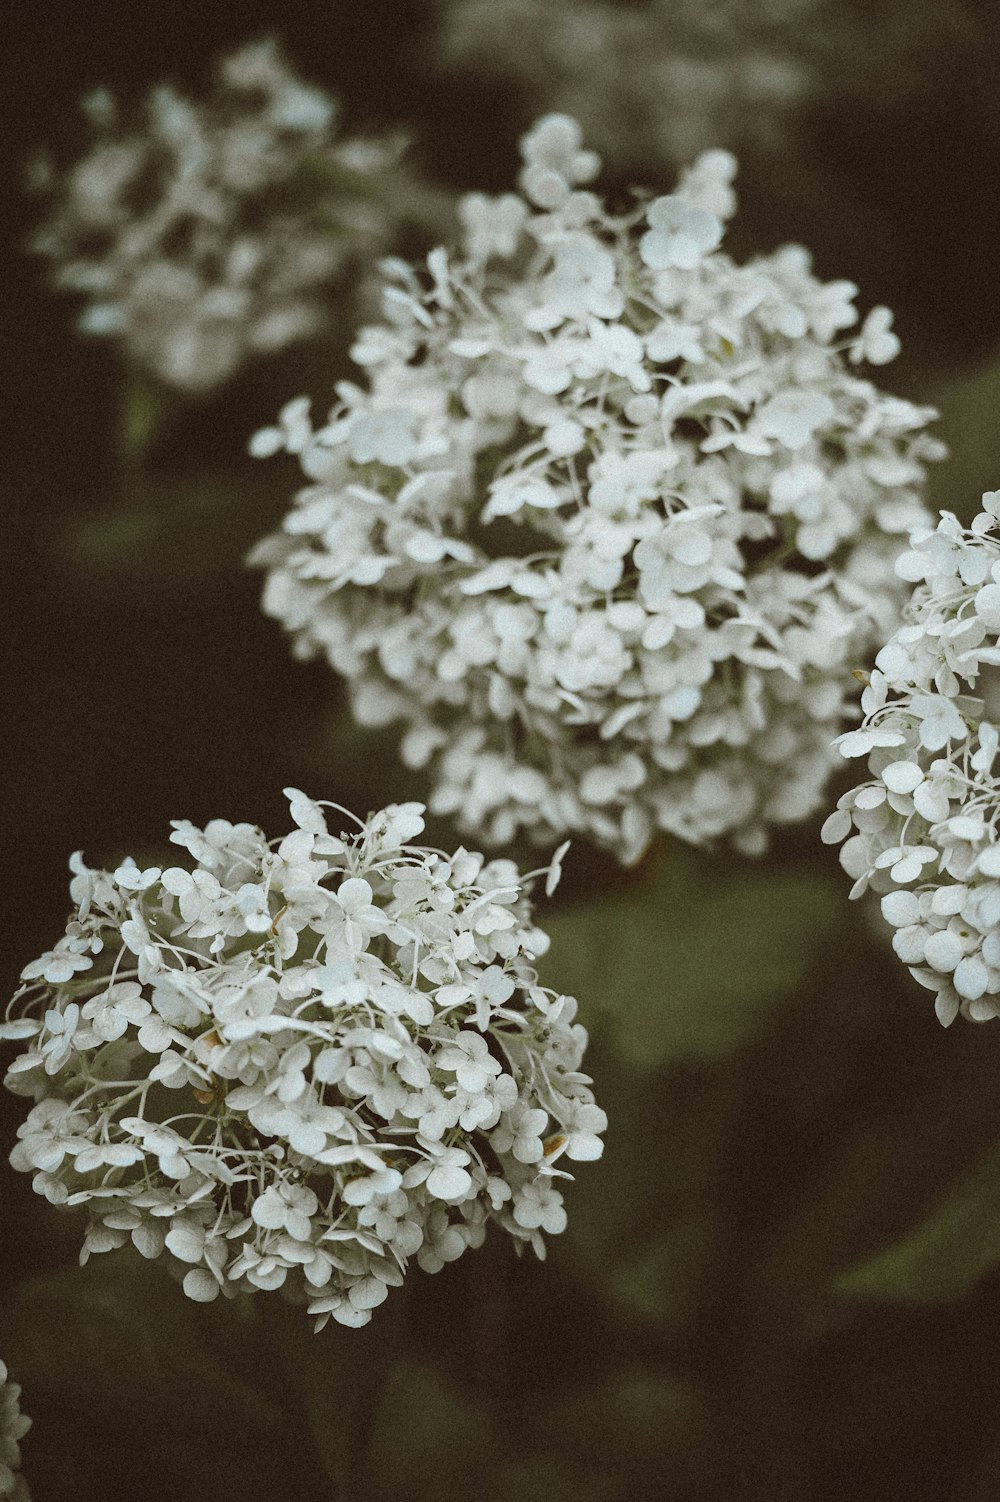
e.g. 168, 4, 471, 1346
0, 791, 604, 1331
250, 112, 942, 863
0, 1363, 30, 1502
825, 491, 1000, 1025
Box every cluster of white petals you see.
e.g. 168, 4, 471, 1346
1, 792, 603, 1331
31, 39, 417, 392
251, 114, 940, 861
0, 1363, 30, 1502
825, 493, 1000, 1026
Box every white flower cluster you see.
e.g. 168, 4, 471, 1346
439, 0, 817, 168
0, 1363, 30, 1502
825, 493, 1000, 1026
251, 115, 940, 861
438, 0, 965, 177
31, 39, 416, 392
1, 791, 603, 1331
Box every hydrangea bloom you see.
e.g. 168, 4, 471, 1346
0, 1363, 30, 1502
437, 0, 955, 175
1, 792, 603, 1330
251, 116, 940, 861
824, 493, 1000, 1026
439, 0, 815, 168
30, 39, 425, 392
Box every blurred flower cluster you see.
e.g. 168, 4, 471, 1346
440, 0, 817, 169
0, 1363, 30, 1502
1, 791, 603, 1330
29, 39, 424, 393
251, 115, 941, 863
826, 492, 1000, 1026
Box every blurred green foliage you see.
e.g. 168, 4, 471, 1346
833, 1142, 1000, 1304
545, 846, 847, 1068
922, 355, 1000, 520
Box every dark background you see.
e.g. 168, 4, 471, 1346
4, 3, 1000, 1497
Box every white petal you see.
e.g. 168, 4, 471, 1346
923, 930, 964, 972
953, 955, 989, 1001
183, 1268, 221, 1302
881, 761, 924, 795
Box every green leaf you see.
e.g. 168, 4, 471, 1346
539, 1368, 705, 1466
369, 1360, 499, 1498
552, 1037, 729, 1333
63, 469, 287, 582
756, 1000, 1000, 1308
921, 354, 1000, 519
832, 1140, 1000, 1303
119, 373, 175, 467
0, 1254, 326, 1502
260, 1290, 404, 1495
3, 1252, 274, 1419
261, 1284, 502, 1498
492, 1455, 613, 1502
543, 842, 845, 1068
602, 1216, 709, 1327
